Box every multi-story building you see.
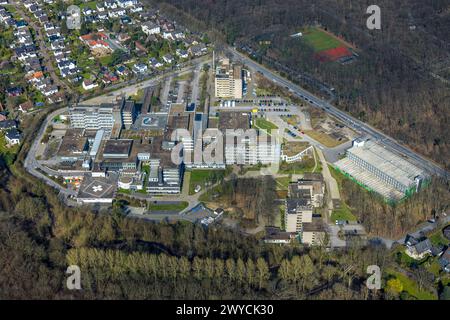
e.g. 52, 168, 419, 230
146, 164, 182, 194
302, 217, 327, 246
284, 198, 313, 233
334, 139, 427, 200
56, 128, 89, 161
121, 99, 137, 129
69, 104, 115, 130
220, 112, 280, 165
215, 58, 243, 99
289, 173, 325, 208
96, 139, 138, 172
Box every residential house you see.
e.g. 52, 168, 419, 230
104, 0, 117, 9
162, 53, 174, 64
175, 49, 188, 59
118, 33, 131, 42
141, 21, 160, 35
50, 40, 65, 51
162, 31, 174, 40
120, 16, 132, 25
5, 128, 21, 145
439, 247, 450, 273
82, 79, 98, 91
130, 5, 143, 13
116, 0, 137, 8
444, 225, 450, 240
82, 7, 94, 16
149, 57, 163, 68
96, 2, 105, 12
188, 43, 208, 56
15, 45, 37, 61
405, 237, 433, 260
132, 63, 147, 74
42, 85, 58, 97
18, 101, 33, 113
108, 7, 126, 18
0, 119, 16, 131
116, 65, 130, 76
44, 22, 54, 31
6, 87, 23, 97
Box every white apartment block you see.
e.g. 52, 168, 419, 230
215, 58, 243, 99
69, 104, 115, 130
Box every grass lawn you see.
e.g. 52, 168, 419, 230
385, 269, 437, 300
428, 228, 450, 247
304, 130, 345, 148
174, 71, 193, 82
117, 188, 132, 195
330, 205, 356, 222
275, 176, 291, 191
0, 134, 19, 166
281, 115, 299, 126
79, 1, 97, 10
329, 165, 346, 186
278, 158, 317, 174
188, 169, 227, 195
148, 201, 189, 212
393, 247, 425, 268
255, 118, 278, 133
425, 258, 442, 277
301, 27, 343, 52
98, 55, 113, 66
275, 205, 285, 229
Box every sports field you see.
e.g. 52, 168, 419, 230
301, 27, 343, 52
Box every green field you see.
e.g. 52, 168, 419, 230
188, 169, 227, 195
301, 27, 343, 52
148, 201, 189, 212
255, 118, 278, 132
385, 269, 437, 300
275, 176, 291, 191
0, 134, 19, 166
330, 205, 356, 222
79, 1, 97, 10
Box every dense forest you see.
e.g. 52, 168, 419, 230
148, 0, 450, 170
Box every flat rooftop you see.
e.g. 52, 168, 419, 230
302, 217, 325, 232
288, 184, 312, 199
77, 174, 117, 200
149, 136, 177, 168
334, 157, 405, 200
286, 198, 312, 214
165, 113, 191, 141
218, 111, 250, 130
347, 140, 425, 188
102, 139, 133, 157
57, 128, 87, 157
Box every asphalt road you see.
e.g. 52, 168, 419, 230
228, 47, 450, 180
